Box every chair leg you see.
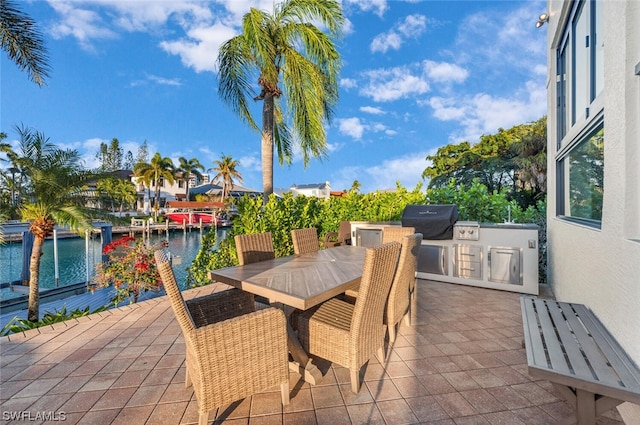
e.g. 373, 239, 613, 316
350, 369, 361, 394
185, 367, 192, 388
281, 381, 290, 406
403, 310, 411, 327
376, 346, 386, 364
388, 323, 397, 344
198, 410, 210, 425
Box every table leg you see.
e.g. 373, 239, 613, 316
286, 321, 323, 384
281, 306, 323, 385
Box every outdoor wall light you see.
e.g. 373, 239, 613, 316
536, 12, 549, 28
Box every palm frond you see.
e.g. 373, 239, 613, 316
217, 36, 260, 131
0, 0, 50, 86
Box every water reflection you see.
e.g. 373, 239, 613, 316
0, 227, 229, 301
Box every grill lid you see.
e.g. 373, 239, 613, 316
401, 204, 459, 240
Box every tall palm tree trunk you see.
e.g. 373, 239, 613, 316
261, 94, 275, 204
27, 235, 44, 322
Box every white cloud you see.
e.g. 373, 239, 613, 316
148, 75, 182, 86
370, 32, 402, 53
422, 60, 469, 84
428, 97, 465, 121
344, 0, 388, 17
359, 106, 385, 115
366, 152, 428, 191
49, 2, 117, 51
397, 14, 427, 37
331, 151, 430, 193
360, 67, 430, 102
428, 79, 547, 143
338, 117, 365, 140
340, 78, 358, 89
45, 1, 244, 71
237, 154, 263, 173
108, 1, 214, 32
370, 14, 426, 53
453, 1, 546, 74
371, 123, 387, 132
159, 23, 237, 73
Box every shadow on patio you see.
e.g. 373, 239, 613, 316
0, 280, 624, 424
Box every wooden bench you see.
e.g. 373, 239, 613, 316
520, 296, 640, 425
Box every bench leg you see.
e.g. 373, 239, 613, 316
576, 389, 596, 425
553, 384, 623, 425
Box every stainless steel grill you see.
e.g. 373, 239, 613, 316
401, 204, 458, 240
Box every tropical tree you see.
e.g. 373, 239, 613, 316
209, 154, 243, 201
1, 132, 24, 215
15, 126, 95, 321
133, 152, 174, 218
422, 117, 547, 209
95, 138, 124, 172
510, 116, 547, 204
217, 0, 344, 203
96, 177, 136, 212
176, 157, 204, 201
0, 0, 50, 86
349, 180, 362, 194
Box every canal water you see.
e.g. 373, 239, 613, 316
0, 227, 230, 301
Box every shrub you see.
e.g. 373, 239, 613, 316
187, 180, 548, 286
1, 305, 107, 336
93, 236, 163, 305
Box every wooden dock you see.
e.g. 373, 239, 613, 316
1, 219, 220, 243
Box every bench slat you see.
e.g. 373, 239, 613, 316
572, 304, 640, 392
559, 303, 620, 387
545, 300, 594, 379
534, 299, 572, 374
522, 298, 549, 368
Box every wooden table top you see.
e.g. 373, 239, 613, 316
208, 245, 367, 310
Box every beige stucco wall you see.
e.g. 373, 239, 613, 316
546, 1, 640, 422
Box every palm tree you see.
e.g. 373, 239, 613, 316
176, 157, 204, 201
0, 0, 50, 86
15, 127, 95, 321
96, 177, 137, 213
217, 0, 343, 203
133, 152, 174, 218
209, 154, 243, 201
511, 117, 547, 200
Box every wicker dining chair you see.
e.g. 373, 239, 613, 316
154, 250, 290, 425
345, 225, 415, 297
382, 226, 415, 244
297, 241, 401, 393
235, 232, 275, 265
324, 221, 352, 248
382, 226, 419, 302
291, 228, 320, 255
344, 232, 422, 343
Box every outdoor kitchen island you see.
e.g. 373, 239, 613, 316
350, 208, 540, 295
415, 221, 540, 295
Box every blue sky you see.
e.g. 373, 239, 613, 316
1, 0, 547, 194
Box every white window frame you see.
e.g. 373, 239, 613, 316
555, 0, 604, 227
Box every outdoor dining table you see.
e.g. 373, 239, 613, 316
208, 245, 367, 385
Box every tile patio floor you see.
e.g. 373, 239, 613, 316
0, 280, 625, 425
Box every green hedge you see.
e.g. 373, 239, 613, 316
186, 179, 547, 286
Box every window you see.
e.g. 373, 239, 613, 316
558, 124, 604, 224
555, 0, 604, 226
557, 0, 603, 141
